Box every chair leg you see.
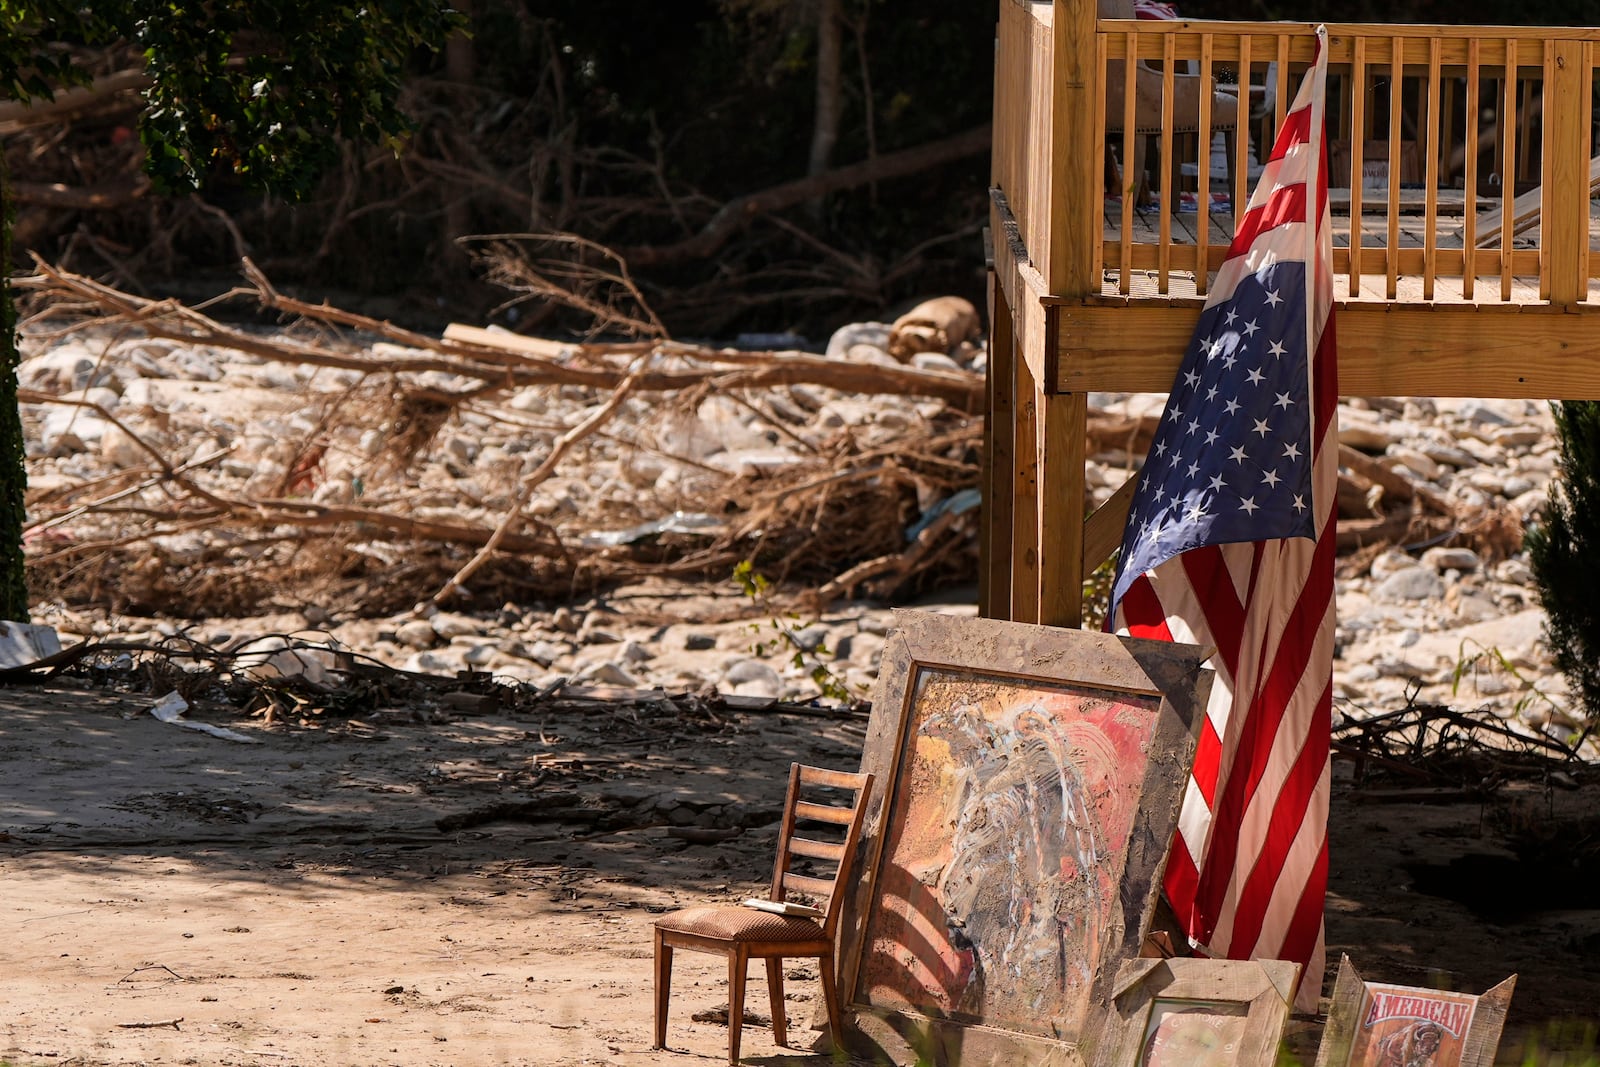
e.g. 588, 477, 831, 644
765, 957, 787, 1048
728, 946, 748, 1065
653, 929, 673, 1049
818, 952, 844, 1051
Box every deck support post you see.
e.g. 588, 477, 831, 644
1543, 40, 1589, 306
981, 278, 1017, 621
1018, 0, 1099, 629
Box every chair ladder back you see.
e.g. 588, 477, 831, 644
769, 763, 875, 939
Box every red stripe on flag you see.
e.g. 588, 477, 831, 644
1227, 676, 1334, 955
1180, 545, 1247, 675
1227, 184, 1309, 259
1279, 834, 1330, 967
1312, 311, 1338, 438
1162, 830, 1203, 932
1192, 519, 1336, 931
1266, 107, 1313, 161
1120, 574, 1175, 641
1192, 715, 1224, 805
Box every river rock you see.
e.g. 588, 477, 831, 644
1374, 567, 1445, 602
1421, 546, 1481, 572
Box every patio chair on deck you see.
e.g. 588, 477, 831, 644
651, 762, 875, 1064
1102, 0, 1240, 210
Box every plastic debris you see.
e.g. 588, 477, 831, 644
148, 690, 261, 744
579, 511, 724, 547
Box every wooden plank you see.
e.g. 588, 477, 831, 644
983, 277, 1016, 621
1474, 152, 1600, 247
1093, 31, 1108, 284
991, 187, 1052, 389
442, 323, 576, 358
1388, 36, 1403, 300
1348, 36, 1366, 298
1464, 37, 1480, 298
1012, 345, 1042, 623
1055, 301, 1600, 398
794, 800, 853, 825
1236, 33, 1252, 225
1120, 29, 1138, 295
1098, 21, 1597, 66
1196, 32, 1213, 297
1502, 39, 1518, 302
1049, 0, 1099, 296
1083, 475, 1139, 575
1424, 38, 1441, 299
1038, 391, 1087, 627
1542, 39, 1587, 305
1159, 35, 1176, 295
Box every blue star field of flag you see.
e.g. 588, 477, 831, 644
1112, 260, 1316, 606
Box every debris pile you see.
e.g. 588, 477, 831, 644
13, 260, 1595, 757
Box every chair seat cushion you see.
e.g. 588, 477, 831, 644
655, 904, 823, 943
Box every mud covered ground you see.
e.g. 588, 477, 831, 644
2, 622, 1598, 1067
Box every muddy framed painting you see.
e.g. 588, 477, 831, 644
1092, 957, 1300, 1067
1313, 956, 1516, 1067
837, 611, 1213, 1066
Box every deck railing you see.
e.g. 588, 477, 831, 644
994, 3, 1600, 307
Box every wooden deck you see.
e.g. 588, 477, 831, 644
985, 2, 1600, 627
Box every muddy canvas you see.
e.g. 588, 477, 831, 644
854, 666, 1165, 1039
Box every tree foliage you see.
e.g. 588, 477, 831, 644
0, 0, 463, 619
1526, 401, 1600, 726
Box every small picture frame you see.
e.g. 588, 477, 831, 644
1091, 957, 1301, 1067
1313, 955, 1516, 1067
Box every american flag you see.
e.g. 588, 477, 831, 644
1109, 27, 1334, 1010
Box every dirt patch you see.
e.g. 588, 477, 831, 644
2, 676, 1597, 1066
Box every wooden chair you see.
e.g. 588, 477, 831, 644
651, 763, 875, 1064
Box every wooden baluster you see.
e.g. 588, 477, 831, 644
1349, 35, 1366, 297
1502, 38, 1517, 302
1388, 35, 1403, 300
1159, 31, 1175, 294
1121, 28, 1137, 295
1236, 34, 1252, 229
1197, 32, 1213, 294
1424, 37, 1441, 299
1094, 31, 1108, 286
1464, 38, 1479, 300
1274, 33, 1289, 132
1586, 42, 1594, 302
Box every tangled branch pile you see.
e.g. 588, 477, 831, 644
15, 259, 1533, 622
17, 261, 990, 618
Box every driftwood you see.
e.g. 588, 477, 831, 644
20, 260, 985, 410
887, 296, 979, 362
14, 260, 1516, 618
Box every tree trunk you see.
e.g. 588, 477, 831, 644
806, 0, 843, 218
0, 155, 31, 619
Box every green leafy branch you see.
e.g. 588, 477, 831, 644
733, 560, 859, 705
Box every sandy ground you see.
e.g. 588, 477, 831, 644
3, 651, 1599, 1066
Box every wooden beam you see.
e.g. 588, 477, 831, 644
991, 188, 1052, 389
1050, 0, 1100, 296
1542, 39, 1587, 305
1039, 392, 1087, 627
983, 278, 1018, 621
1011, 343, 1042, 623
1055, 301, 1600, 398
1084, 475, 1140, 575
